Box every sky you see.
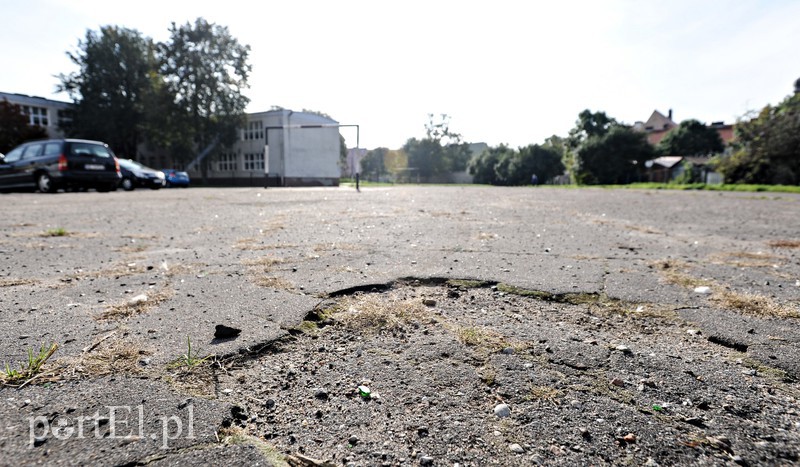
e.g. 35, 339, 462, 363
1, 0, 799, 150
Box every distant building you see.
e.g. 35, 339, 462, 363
0, 92, 72, 139
142, 109, 343, 187
634, 108, 735, 146
637, 109, 734, 184
633, 109, 678, 145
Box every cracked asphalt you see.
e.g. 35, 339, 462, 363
0, 185, 799, 466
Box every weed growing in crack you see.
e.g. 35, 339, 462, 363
1, 343, 58, 386
42, 228, 68, 237
171, 337, 214, 369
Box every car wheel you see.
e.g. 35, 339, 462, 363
37, 173, 55, 193
121, 177, 134, 191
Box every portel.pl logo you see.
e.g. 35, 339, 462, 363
29, 404, 195, 449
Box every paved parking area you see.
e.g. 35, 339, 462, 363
1, 186, 799, 465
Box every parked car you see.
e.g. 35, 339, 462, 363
162, 169, 190, 188
118, 158, 166, 190
0, 139, 120, 193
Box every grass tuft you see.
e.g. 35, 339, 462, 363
1, 343, 58, 386
42, 228, 68, 237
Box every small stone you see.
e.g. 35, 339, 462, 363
494, 403, 511, 418
139, 358, 151, 366
348, 435, 359, 445
214, 324, 241, 339
501, 347, 515, 355
693, 286, 712, 294
623, 433, 637, 443
579, 427, 591, 439
422, 299, 437, 307
419, 456, 434, 466
509, 443, 524, 453
265, 399, 276, 410
417, 426, 429, 437
686, 329, 701, 336
611, 378, 625, 387
128, 294, 147, 305
615, 345, 631, 353
314, 388, 329, 400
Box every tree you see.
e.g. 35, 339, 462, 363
657, 119, 724, 157
0, 100, 47, 153
57, 26, 157, 157
568, 109, 617, 147
715, 91, 800, 184
361, 147, 388, 179
403, 114, 466, 182
574, 126, 654, 185
513, 144, 565, 184
468, 145, 512, 185
158, 18, 251, 170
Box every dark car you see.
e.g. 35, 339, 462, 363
0, 139, 120, 193
162, 169, 190, 188
118, 158, 166, 190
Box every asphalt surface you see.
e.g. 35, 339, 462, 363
0, 185, 799, 465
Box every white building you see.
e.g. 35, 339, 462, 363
181, 109, 342, 187
0, 92, 72, 139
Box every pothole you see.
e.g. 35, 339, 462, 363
205, 279, 800, 466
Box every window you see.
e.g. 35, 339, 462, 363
244, 120, 264, 140
217, 153, 238, 171
43, 143, 61, 156
243, 151, 265, 171
22, 106, 49, 126
57, 109, 73, 128
21, 144, 43, 159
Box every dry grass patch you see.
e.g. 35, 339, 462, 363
456, 326, 529, 354
528, 385, 562, 403
312, 242, 359, 252
254, 276, 295, 290
98, 288, 173, 320
0, 278, 38, 287
337, 293, 430, 332
768, 239, 800, 249
242, 256, 285, 267
709, 251, 782, 268
235, 238, 299, 250
78, 339, 149, 376
652, 259, 711, 289
714, 290, 800, 318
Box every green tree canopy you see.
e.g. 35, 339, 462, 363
0, 100, 47, 153
574, 125, 654, 185
403, 114, 470, 181
57, 26, 157, 157
468, 145, 512, 185
715, 91, 800, 184
159, 18, 252, 167
657, 119, 724, 157
568, 109, 617, 147
360, 147, 388, 179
